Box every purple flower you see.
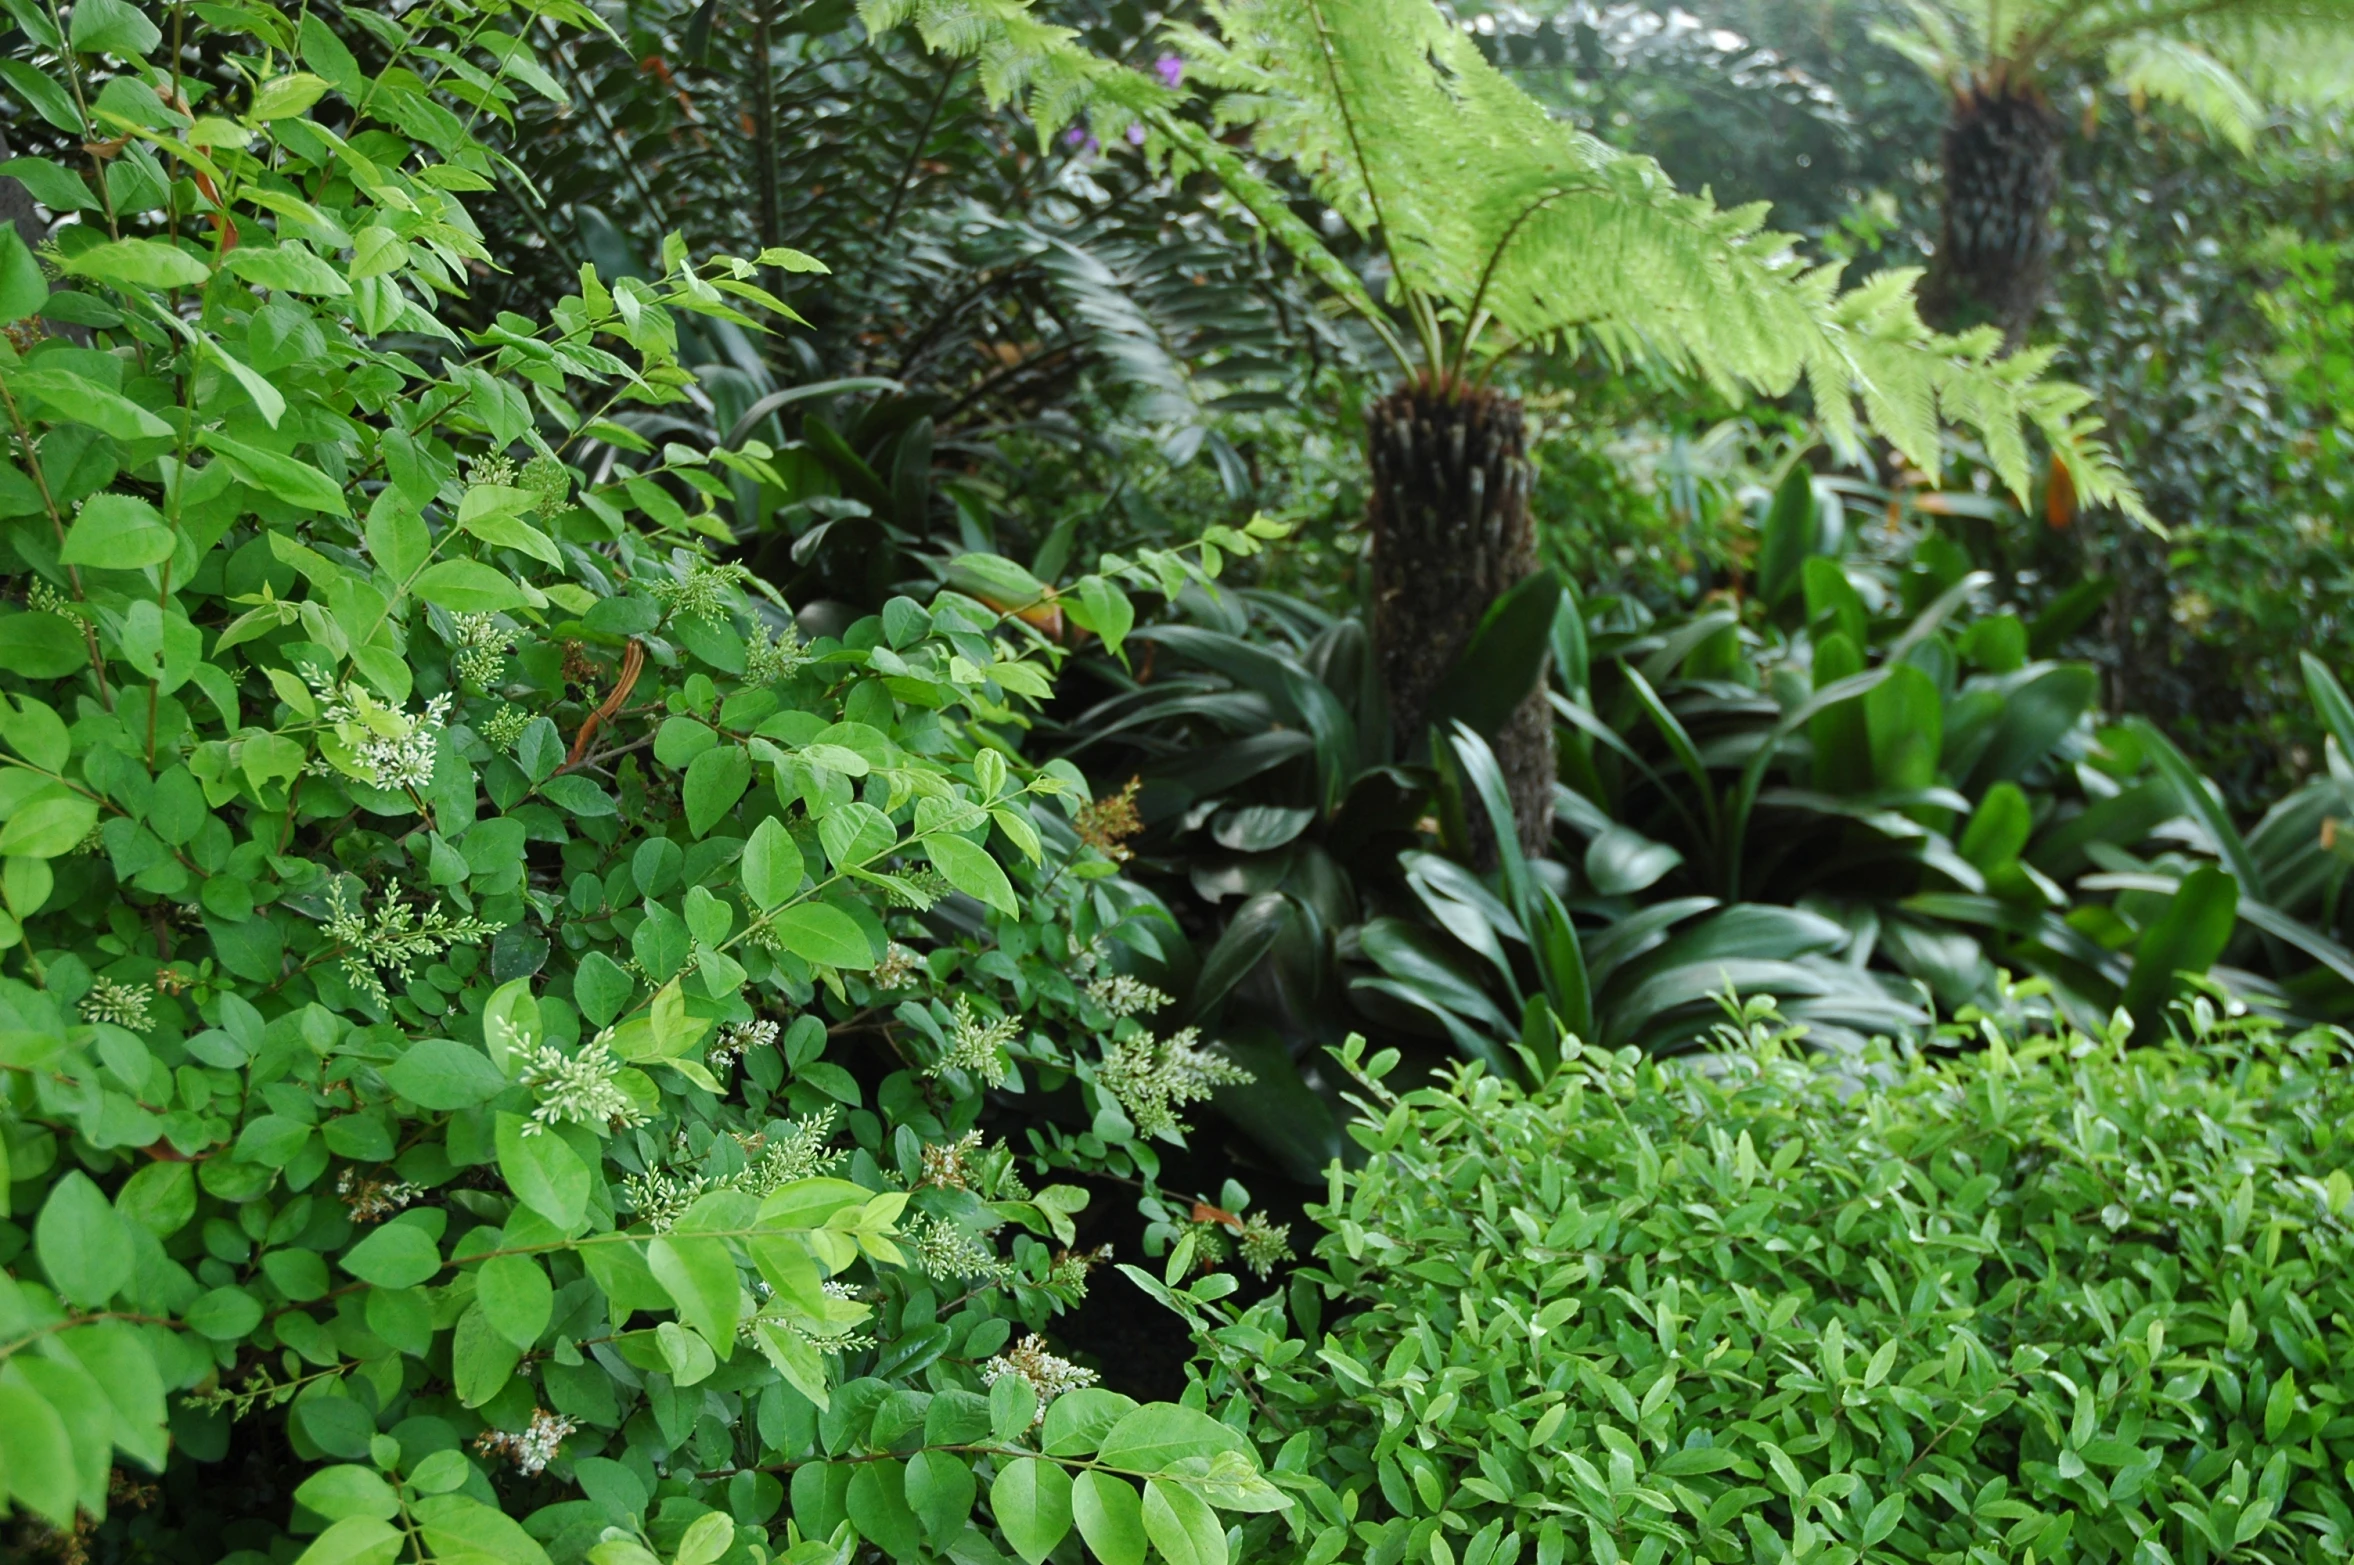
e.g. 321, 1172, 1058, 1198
1126, 123, 1147, 146
1061, 122, 1100, 155
1153, 52, 1184, 89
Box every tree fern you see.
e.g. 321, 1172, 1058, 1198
867, 0, 2147, 522
1877, 0, 2354, 129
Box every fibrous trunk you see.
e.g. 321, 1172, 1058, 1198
1367, 380, 1553, 863
1919, 82, 2062, 351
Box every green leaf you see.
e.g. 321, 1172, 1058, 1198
990, 1372, 1038, 1441
0, 1381, 79, 1528
415, 559, 529, 613
1865, 663, 1942, 793
647, 1232, 741, 1352
382, 1038, 507, 1109
201, 432, 350, 516
297, 11, 363, 91
1096, 1403, 1255, 1473
451, 1303, 522, 1408
413, 1492, 554, 1565
60, 492, 175, 569
0, 60, 82, 134
2131, 716, 2266, 899
1755, 464, 1817, 610
0, 613, 90, 679
250, 71, 330, 120
0, 792, 99, 859
183, 1285, 263, 1340
295, 1465, 401, 1522
0, 224, 48, 322
2264, 1367, 2297, 1443
1041, 1387, 1139, 1457
1073, 1472, 1149, 1565
1862, 1492, 1905, 1548
2119, 864, 2240, 1038
11, 366, 175, 439
1142, 1478, 1227, 1565
990, 1458, 1073, 1565
115, 1159, 195, 1236
905, 1449, 978, 1548
766, 903, 875, 970
742, 816, 803, 908
67, 0, 161, 56
340, 1220, 442, 1288
674, 1512, 737, 1565
495, 1111, 591, 1227
925, 831, 1016, 915
63, 236, 205, 289
848, 1460, 924, 1561
35, 1169, 133, 1308
476, 1254, 554, 1348
683, 745, 752, 836
1425, 568, 1561, 740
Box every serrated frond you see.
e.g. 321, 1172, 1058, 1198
2107, 36, 2265, 147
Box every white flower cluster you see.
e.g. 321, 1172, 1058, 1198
336, 1167, 425, 1223
474, 1408, 577, 1476
79, 976, 153, 1031
984, 1335, 1099, 1422
480, 703, 532, 749
708, 1018, 778, 1071
744, 620, 807, 684
324, 882, 502, 1010
1084, 974, 1172, 1019
1096, 1027, 1253, 1140
871, 944, 921, 988
307, 670, 453, 792
931, 998, 1018, 1087
622, 1113, 841, 1232
516, 1034, 648, 1136
647, 557, 754, 623
907, 1213, 1012, 1282
446, 612, 513, 688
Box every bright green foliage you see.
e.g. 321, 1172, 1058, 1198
1180, 1006, 2354, 1565
1876, 1, 2354, 149
0, 0, 1281, 1558
868, 0, 2148, 525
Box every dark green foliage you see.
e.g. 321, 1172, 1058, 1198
1180, 1008, 2354, 1564
0, 2, 1291, 1558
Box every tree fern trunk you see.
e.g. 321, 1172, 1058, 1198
1368, 381, 1554, 863
1920, 83, 2061, 351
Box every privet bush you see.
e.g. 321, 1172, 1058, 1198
1178, 1000, 2354, 1565
0, 2, 1288, 1562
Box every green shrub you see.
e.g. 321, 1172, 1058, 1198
1175, 1001, 2354, 1565
0, 3, 1286, 1561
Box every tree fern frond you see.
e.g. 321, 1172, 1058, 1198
2106, 35, 2265, 148
866, 0, 2152, 523
1887, 0, 2354, 104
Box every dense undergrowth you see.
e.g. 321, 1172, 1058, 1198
2, 0, 2353, 1563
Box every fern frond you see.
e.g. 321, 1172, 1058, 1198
2106, 36, 2265, 148
866, 0, 2152, 524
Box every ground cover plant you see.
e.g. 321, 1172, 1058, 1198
1179, 1000, 2354, 1564
0, 1, 1294, 1561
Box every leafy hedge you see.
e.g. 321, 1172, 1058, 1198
1176, 1002, 2354, 1565
0, 2, 1289, 1562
